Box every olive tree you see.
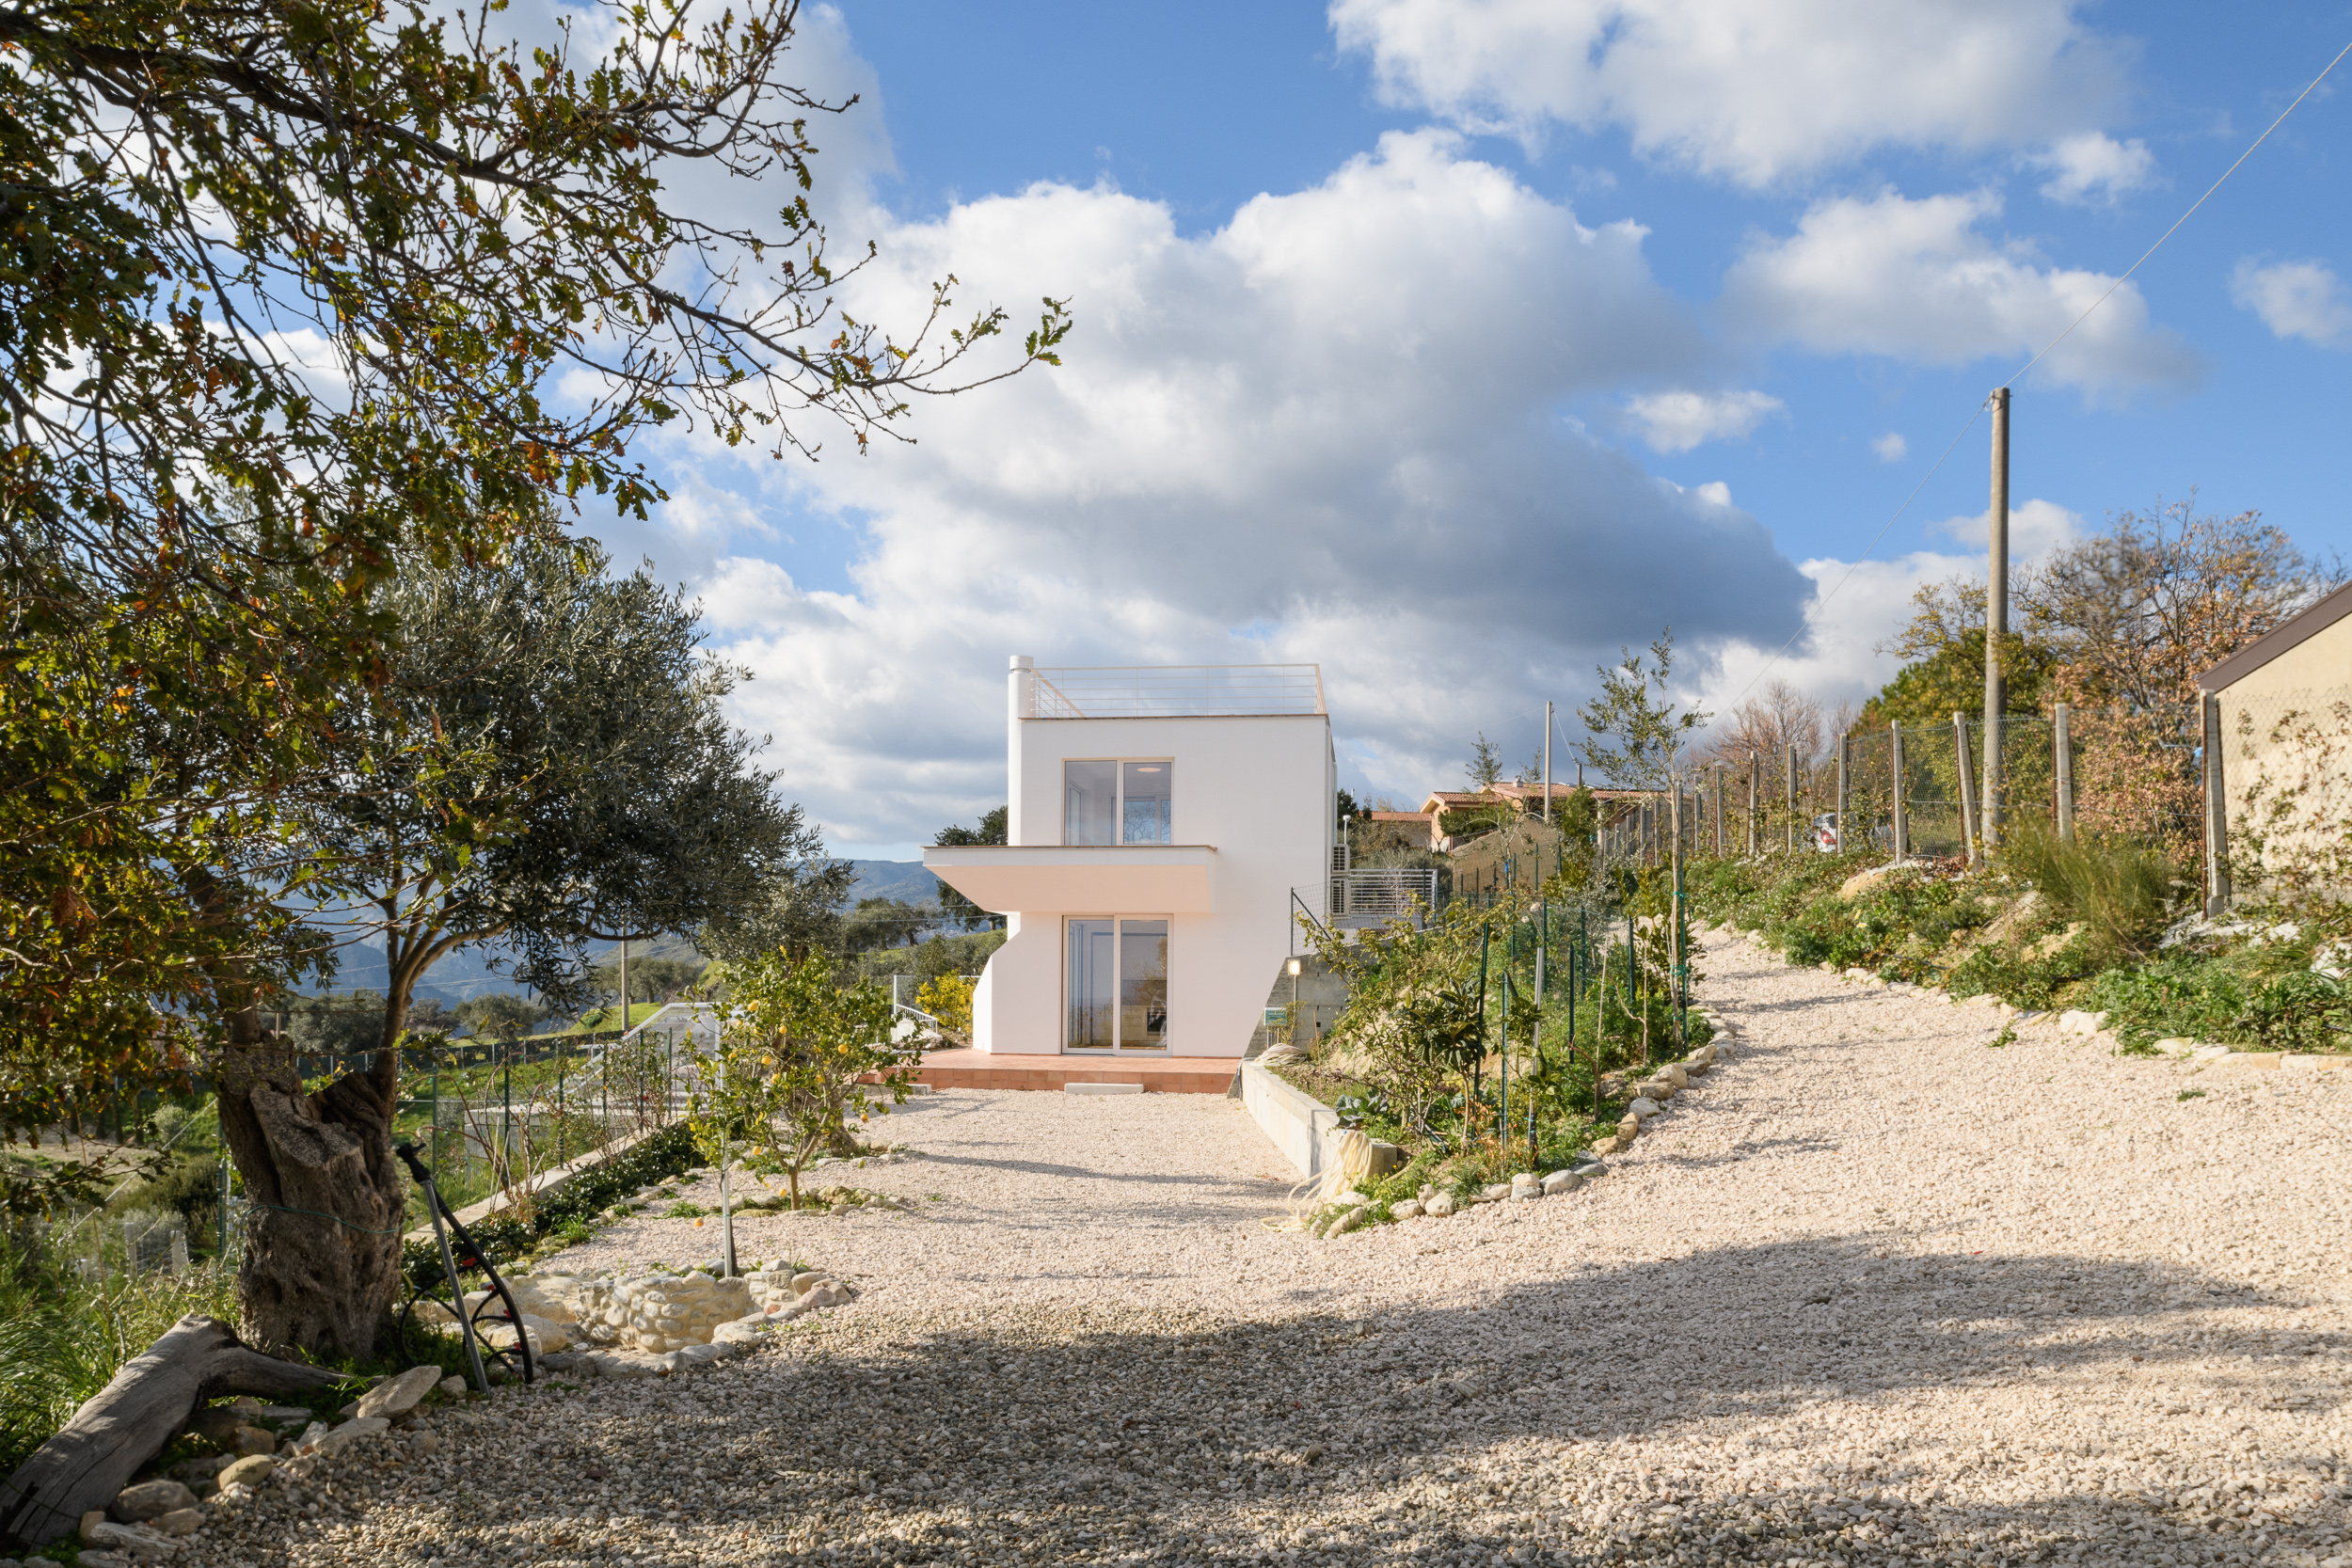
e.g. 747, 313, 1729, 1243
223, 537, 805, 1354
0, 0, 1063, 1209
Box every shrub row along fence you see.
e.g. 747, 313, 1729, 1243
1593, 687, 2352, 918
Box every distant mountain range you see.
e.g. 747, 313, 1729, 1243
315, 860, 942, 1003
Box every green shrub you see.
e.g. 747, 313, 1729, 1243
2083, 946, 2350, 1052
2003, 822, 2183, 958
0, 1245, 243, 1476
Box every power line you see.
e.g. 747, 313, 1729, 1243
1706, 33, 2352, 731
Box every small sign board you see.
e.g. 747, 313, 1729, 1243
1263, 1008, 1288, 1026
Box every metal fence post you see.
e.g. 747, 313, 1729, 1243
1835, 731, 1851, 854
2202, 690, 2230, 916
2054, 702, 2075, 841
1891, 721, 1909, 862
1954, 713, 1979, 866
1746, 753, 1758, 857
1784, 746, 1797, 853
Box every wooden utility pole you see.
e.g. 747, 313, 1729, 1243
1981, 386, 2010, 864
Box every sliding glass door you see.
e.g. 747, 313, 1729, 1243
1065, 917, 1169, 1051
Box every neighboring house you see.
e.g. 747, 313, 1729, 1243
1352, 810, 1440, 853
923, 658, 1336, 1058
2200, 580, 2352, 891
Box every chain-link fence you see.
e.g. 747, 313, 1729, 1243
1678, 702, 2210, 875
1835, 706, 2202, 864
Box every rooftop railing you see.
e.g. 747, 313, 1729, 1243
1028, 663, 1326, 720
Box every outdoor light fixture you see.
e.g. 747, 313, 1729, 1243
1287, 958, 1301, 976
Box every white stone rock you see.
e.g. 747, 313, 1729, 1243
110, 1481, 196, 1523
505, 1275, 582, 1323
1423, 1192, 1457, 1217
353, 1364, 442, 1420
79, 1519, 177, 1561
1476, 1182, 1512, 1204
1390, 1199, 1423, 1220
1628, 1097, 1662, 1119
1540, 1169, 1582, 1196
1510, 1173, 1542, 1199
294, 1417, 388, 1456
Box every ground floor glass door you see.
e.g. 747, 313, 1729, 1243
1065, 917, 1168, 1051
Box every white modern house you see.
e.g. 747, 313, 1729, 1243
923, 658, 1336, 1059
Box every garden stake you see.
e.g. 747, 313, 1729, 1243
1473, 922, 1490, 1106
1499, 971, 1510, 1150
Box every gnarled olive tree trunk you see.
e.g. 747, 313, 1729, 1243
215, 1013, 408, 1359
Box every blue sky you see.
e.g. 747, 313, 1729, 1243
602, 1, 2352, 860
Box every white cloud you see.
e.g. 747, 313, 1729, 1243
2230, 258, 2352, 348
638, 130, 1820, 848
1624, 388, 1785, 452
2029, 132, 2157, 206
1724, 187, 2199, 394
1930, 496, 2083, 559
1692, 498, 2083, 736
1327, 0, 2131, 187
1872, 432, 1909, 463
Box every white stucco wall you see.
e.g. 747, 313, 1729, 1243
956, 678, 1334, 1058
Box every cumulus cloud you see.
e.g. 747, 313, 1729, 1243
2029, 132, 2158, 206
1327, 0, 2130, 187
640, 131, 1819, 847
1724, 188, 2199, 395
1692, 498, 2083, 738
1624, 388, 1785, 452
1872, 432, 1909, 463
2230, 258, 2352, 347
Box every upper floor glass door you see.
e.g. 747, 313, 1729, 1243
1063, 760, 1174, 845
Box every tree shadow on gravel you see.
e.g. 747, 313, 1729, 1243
343, 1232, 2348, 1568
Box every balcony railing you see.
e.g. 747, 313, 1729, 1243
1029, 663, 1326, 720
1331, 867, 1440, 922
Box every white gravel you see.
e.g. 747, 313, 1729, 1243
185, 926, 2352, 1568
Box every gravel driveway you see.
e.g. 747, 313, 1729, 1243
194, 927, 2351, 1568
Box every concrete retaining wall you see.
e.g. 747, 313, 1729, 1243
1239, 1060, 1343, 1181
